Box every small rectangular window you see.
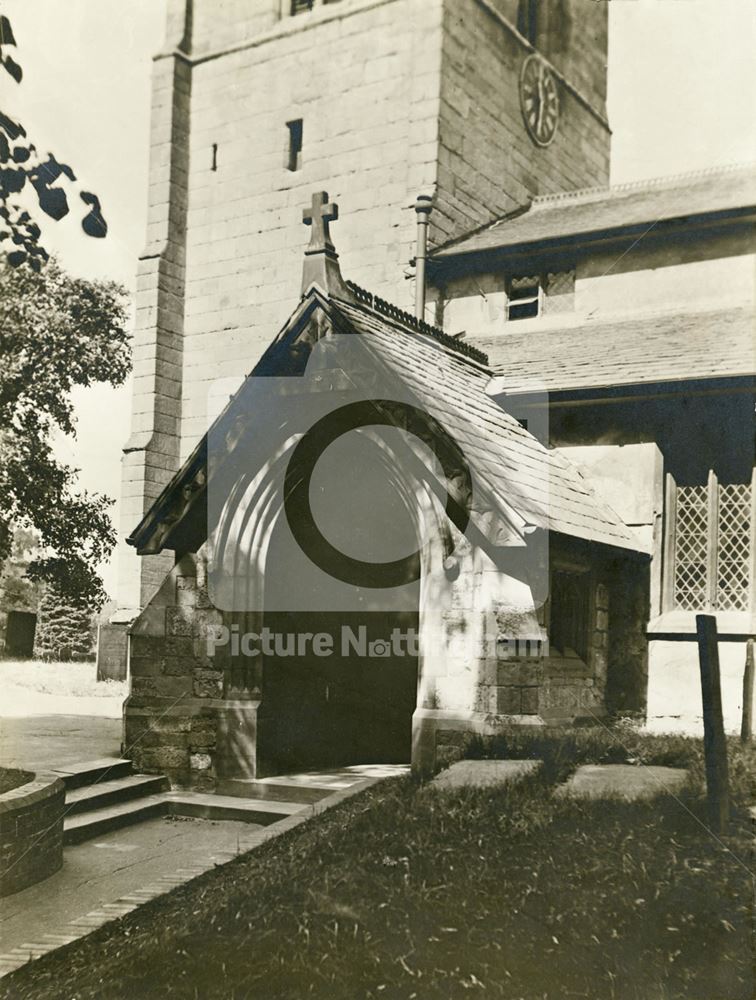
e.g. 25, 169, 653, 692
507, 275, 541, 321
286, 119, 303, 172
549, 569, 590, 661
290, 0, 341, 17
517, 0, 538, 46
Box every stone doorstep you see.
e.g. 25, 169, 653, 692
63, 790, 307, 845
0, 770, 389, 980
164, 791, 305, 824
432, 759, 543, 790
51, 759, 133, 791
63, 795, 167, 845
217, 778, 343, 805
65, 774, 170, 815
556, 764, 690, 801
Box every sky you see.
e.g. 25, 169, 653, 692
3, 0, 755, 598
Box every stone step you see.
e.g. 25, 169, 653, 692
555, 764, 689, 800
432, 759, 543, 790
63, 796, 166, 845
65, 774, 170, 815
216, 778, 331, 805
64, 789, 305, 845
165, 791, 304, 826
52, 758, 133, 790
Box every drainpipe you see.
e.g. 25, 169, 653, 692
414, 194, 433, 321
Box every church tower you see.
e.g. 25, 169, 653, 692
111, 0, 610, 639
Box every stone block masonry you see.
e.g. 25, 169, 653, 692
180, 0, 445, 454
115, 2, 193, 617
0, 773, 65, 897
124, 553, 236, 789
435, 0, 610, 243
179, 0, 610, 446
112, 0, 612, 665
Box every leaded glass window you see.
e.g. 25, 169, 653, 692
668, 474, 753, 612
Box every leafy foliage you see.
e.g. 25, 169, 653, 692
33, 582, 95, 661
0, 11, 107, 269
0, 524, 41, 612
0, 258, 130, 609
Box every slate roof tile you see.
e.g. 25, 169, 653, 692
130, 289, 644, 556
472, 305, 754, 393
434, 163, 756, 259
333, 298, 639, 552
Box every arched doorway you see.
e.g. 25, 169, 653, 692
211, 424, 450, 776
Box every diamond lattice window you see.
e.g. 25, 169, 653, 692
673, 486, 710, 610
718, 484, 752, 611
506, 275, 541, 321
671, 477, 753, 612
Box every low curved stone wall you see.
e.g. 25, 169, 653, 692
0, 771, 65, 896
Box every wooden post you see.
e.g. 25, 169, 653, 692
741, 638, 754, 744
695, 614, 730, 834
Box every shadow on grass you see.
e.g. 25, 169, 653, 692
2, 763, 752, 1000
458, 725, 756, 807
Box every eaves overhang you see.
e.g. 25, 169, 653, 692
429, 206, 756, 283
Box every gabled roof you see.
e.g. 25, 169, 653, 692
129, 285, 642, 557
432, 163, 756, 263
332, 295, 639, 551
478, 304, 755, 397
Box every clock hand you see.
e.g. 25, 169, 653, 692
536, 68, 545, 134
530, 84, 540, 125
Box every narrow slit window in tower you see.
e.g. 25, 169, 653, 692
286, 119, 303, 172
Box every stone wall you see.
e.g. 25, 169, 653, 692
190, 0, 282, 57
483, 0, 608, 112
0, 772, 64, 897
410, 519, 646, 774
114, 0, 612, 627
435, 0, 610, 244
646, 637, 751, 735
412, 527, 649, 773
116, 3, 193, 614
127, 529, 647, 784
178, 0, 444, 454
125, 553, 228, 789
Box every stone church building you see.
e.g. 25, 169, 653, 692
105, 0, 755, 786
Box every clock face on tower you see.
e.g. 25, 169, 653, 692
520, 54, 560, 147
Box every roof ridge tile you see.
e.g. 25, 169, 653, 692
341, 280, 490, 366
529, 161, 756, 208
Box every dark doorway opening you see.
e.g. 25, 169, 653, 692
5, 611, 37, 658
257, 610, 418, 775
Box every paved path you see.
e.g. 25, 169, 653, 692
0, 815, 264, 960
0, 715, 122, 771
0, 762, 408, 979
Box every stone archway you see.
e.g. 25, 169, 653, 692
209, 426, 453, 777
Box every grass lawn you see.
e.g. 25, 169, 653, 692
2, 732, 753, 1000
0, 767, 31, 795
0, 659, 126, 700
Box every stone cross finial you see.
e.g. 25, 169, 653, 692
303, 191, 339, 251
300, 190, 350, 299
